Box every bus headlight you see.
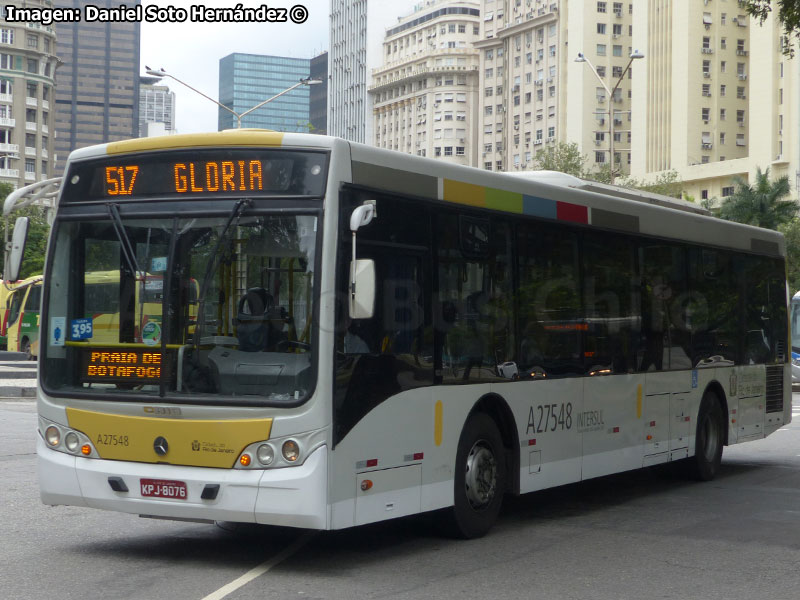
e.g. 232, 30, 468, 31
64, 432, 80, 452
39, 417, 97, 458
45, 426, 61, 447
235, 429, 326, 470
282, 440, 300, 462
257, 444, 274, 466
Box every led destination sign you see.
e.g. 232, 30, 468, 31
80, 349, 170, 385
63, 149, 328, 202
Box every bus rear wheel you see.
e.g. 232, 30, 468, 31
21, 338, 32, 361
446, 412, 506, 539
686, 391, 724, 481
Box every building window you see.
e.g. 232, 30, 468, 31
722, 186, 734, 197
595, 151, 606, 163
25, 158, 35, 174
597, 2, 607, 13
456, 147, 465, 156
701, 108, 710, 122
597, 23, 606, 34
0, 29, 13, 45
597, 44, 607, 56
26, 59, 38, 74
26, 34, 38, 49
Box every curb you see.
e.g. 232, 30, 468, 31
0, 386, 36, 398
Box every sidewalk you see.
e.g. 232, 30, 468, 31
0, 360, 37, 398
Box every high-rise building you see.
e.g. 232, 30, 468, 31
138, 76, 175, 137
218, 53, 311, 131
310, 52, 328, 134
0, 0, 58, 187
329, 0, 419, 142
53, 0, 140, 175
630, 4, 797, 203
370, 0, 481, 166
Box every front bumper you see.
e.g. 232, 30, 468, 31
38, 436, 328, 529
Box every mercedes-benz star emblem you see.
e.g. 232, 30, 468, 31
153, 436, 169, 456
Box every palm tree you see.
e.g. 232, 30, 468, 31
718, 167, 797, 230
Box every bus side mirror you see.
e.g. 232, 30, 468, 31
349, 259, 375, 319
6, 216, 29, 282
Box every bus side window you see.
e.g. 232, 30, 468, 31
517, 222, 583, 377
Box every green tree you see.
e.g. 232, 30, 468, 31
533, 142, 586, 176
746, 1, 800, 55
617, 170, 685, 199
717, 167, 797, 229
1, 182, 50, 280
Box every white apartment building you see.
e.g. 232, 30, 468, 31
631, 3, 797, 203
329, 0, 419, 143
475, 0, 636, 174
370, 0, 481, 166
0, 1, 58, 187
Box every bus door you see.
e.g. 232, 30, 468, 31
334, 193, 435, 447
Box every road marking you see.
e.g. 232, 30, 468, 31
201, 530, 316, 600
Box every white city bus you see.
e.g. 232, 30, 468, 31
25, 130, 789, 538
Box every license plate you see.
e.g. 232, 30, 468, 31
140, 478, 188, 500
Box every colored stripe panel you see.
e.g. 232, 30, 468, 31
523, 194, 558, 219
353, 161, 438, 199
443, 179, 486, 207
557, 201, 589, 224
486, 188, 523, 213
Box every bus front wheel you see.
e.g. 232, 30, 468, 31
687, 391, 724, 481
447, 412, 506, 539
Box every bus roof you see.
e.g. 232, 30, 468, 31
55, 130, 784, 259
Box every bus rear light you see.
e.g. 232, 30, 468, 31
360, 479, 373, 491
45, 426, 61, 447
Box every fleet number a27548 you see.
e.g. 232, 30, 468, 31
527, 403, 573, 434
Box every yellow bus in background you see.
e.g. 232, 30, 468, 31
5, 275, 43, 359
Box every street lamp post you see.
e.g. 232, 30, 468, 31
575, 50, 644, 184
144, 67, 321, 129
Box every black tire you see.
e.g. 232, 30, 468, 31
446, 412, 506, 539
687, 391, 724, 481
21, 338, 32, 361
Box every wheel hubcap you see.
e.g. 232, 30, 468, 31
464, 440, 497, 509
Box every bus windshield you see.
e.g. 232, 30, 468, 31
42, 212, 317, 404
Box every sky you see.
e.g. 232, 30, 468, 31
140, 0, 330, 134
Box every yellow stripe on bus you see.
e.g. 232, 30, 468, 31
106, 130, 285, 155
66, 407, 272, 468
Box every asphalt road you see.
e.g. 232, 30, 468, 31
2, 397, 800, 600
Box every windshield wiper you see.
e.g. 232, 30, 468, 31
194, 198, 252, 350
106, 203, 141, 276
